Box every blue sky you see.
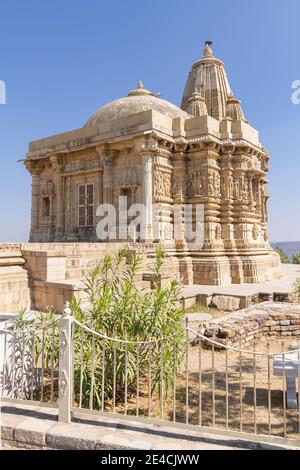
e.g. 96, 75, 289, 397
0, 0, 299, 242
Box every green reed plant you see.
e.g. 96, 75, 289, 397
12, 248, 185, 409
72, 247, 185, 409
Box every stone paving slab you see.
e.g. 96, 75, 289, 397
2, 401, 300, 451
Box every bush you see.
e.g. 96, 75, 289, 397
72, 247, 185, 409
275, 247, 290, 264
294, 279, 300, 300
11, 248, 185, 410
292, 252, 300, 264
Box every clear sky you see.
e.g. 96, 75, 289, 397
0, 0, 299, 243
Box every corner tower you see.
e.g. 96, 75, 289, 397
174, 41, 281, 284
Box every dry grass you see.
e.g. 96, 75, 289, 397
38, 337, 300, 441
100, 337, 300, 441
185, 304, 225, 319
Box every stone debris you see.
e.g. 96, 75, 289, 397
202, 302, 300, 347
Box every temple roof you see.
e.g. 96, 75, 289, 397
181, 41, 245, 122
85, 81, 190, 127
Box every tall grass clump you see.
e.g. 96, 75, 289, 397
72, 247, 185, 409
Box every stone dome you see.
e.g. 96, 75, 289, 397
85, 81, 190, 127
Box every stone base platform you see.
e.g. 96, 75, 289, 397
0, 245, 31, 313
183, 264, 300, 311
0, 242, 286, 314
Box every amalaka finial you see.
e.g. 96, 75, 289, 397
203, 40, 213, 58
128, 81, 160, 98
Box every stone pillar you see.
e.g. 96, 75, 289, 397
51, 156, 65, 241
202, 142, 222, 250
97, 147, 116, 205
103, 158, 113, 204
142, 154, 153, 242
31, 174, 40, 239
220, 145, 235, 250
173, 142, 188, 248
25, 161, 43, 242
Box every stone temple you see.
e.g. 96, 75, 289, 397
0, 42, 282, 313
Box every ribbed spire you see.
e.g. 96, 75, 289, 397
226, 93, 246, 121
181, 41, 233, 121
188, 85, 208, 117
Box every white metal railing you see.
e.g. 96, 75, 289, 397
1, 308, 300, 444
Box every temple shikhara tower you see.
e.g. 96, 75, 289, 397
24, 41, 281, 286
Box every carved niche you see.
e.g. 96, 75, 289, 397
172, 176, 181, 198
187, 169, 205, 198
208, 169, 221, 198
241, 176, 249, 202
154, 170, 171, 199
40, 180, 56, 198
252, 224, 259, 240
119, 167, 138, 188
215, 224, 222, 240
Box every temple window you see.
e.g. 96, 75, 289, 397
78, 184, 94, 227
42, 197, 50, 218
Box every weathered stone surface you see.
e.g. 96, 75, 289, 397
202, 302, 300, 346
46, 423, 103, 450
211, 295, 240, 312
185, 313, 213, 323
265, 320, 277, 327
15, 417, 54, 446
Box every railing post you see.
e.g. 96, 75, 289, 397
58, 302, 73, 423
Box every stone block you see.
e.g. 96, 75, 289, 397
46, 423, 103, 450
15, 416, 54, 446
98, 432, 153, 450
218, 328, 236, 339
211, 295, 240, 312
265, 320, 277, 327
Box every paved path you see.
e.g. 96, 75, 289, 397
1, 401, 299, 451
